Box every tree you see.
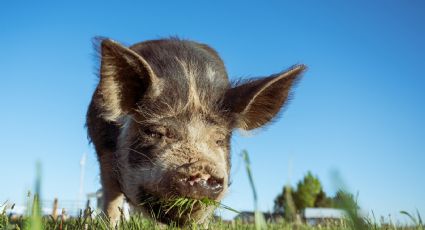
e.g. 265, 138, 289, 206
274, 171, 338, 222
314, 189, 334, 208
333, 190, 359, 210
293, 171, 322, 210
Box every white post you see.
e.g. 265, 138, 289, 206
79, 152, 87, 211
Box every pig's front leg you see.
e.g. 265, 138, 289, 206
99, 152, 124, 226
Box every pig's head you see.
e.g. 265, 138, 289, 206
96, 38, 305, 224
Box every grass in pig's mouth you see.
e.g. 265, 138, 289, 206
138, 194, 238, 224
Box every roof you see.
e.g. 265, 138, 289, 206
303, 208, 346, 219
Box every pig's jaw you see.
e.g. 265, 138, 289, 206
129, 187, 219, 225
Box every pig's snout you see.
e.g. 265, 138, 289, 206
174, 161, 225, 200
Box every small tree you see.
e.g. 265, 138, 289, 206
293, 171, 322, 210
333, 190, 359, 210
274, 189, 285, 214
314, 189, 334, 208
274, 171, 336, 222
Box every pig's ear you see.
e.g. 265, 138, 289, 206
224, 65, 306, 130
97, 39, 159, 121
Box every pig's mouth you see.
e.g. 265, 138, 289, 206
131, 169, 227, 225
136, 187, 217, 225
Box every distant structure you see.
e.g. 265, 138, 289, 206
234, 211, 283, 223
86, 189, 103, 211
86, 189, 130, 219
303, 208, 345, 225
78, 152, 87, 210
234, 208, 345, 225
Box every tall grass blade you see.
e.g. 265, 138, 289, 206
242, 150, 267, 230
416, 209, 423, 226
331, 170, 368, 230
400, 210, 423, 227
26, 161, 43, 230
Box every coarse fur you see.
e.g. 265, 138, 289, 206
86, 37, 306, 226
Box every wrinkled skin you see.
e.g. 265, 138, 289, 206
86, 38, 306, 226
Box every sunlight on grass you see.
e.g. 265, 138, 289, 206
0, 158, 423, 229
242, 149, 267, 230
139, 195, 238, 223
28, 161, 43, 230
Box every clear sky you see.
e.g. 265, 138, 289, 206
1, 0, 424, 223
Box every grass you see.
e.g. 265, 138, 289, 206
1, 207, 424, 230
242, 150, 267, 230
137, 194, 239, 225
1, 151, 424, 229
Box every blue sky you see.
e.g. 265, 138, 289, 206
1, 0, 424, 222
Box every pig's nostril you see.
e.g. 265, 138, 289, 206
177, 174, 224, 197
195, 177, 223, 193
207, 177, 223, 190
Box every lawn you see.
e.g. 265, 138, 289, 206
1, 151, 423, 230
0, 209, 423, 230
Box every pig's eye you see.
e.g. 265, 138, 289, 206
216, 139, 225, 146
144, 129, 164, 139
165, 131, 175, 139
215, 134, 227, 146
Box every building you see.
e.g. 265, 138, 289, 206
234, 211, 283, 223
303, 208, 345, 225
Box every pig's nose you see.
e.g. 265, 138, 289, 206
175, 173, 224, 199
174, 161, 226, 199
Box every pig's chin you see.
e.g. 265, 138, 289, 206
134, 187, 208, 225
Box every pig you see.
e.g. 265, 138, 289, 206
86, 38, 305, 226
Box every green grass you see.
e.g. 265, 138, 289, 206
1, 152, 423, 229
242, 150, 267, 230
137, 194, 239, 225
1, 208, 423, 230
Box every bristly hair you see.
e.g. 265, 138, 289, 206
229, 64, 306, 132
91, 36, 133, 79
91, 36, 107, 79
